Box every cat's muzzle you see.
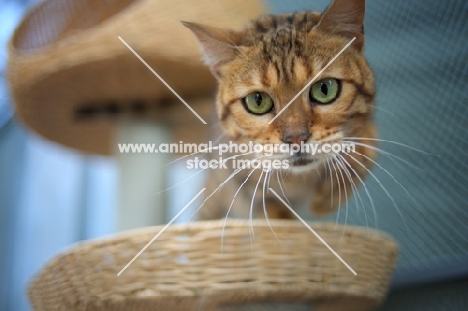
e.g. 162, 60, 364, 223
289, 152, 315, 166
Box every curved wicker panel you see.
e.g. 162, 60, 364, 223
29, 219, 398, 311
7, 0, 266, 155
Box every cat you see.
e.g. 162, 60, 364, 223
183, 0, 377, 220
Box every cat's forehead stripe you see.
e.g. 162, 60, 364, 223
250, 71, 263, 88
232, 71, 265, 96
248, 12, 321, 41
266, 63, 279, 86
293, 59, 308, 82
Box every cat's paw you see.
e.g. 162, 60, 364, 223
309, 196, 340, 216
267, 202, 294, 219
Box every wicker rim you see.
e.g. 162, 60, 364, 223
7, 0, 267, 155
29, 219, 398, 311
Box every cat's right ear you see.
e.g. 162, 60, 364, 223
317, 0, 366, 49
182, 21, 241, 79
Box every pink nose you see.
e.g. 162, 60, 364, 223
282, 132, 310, 145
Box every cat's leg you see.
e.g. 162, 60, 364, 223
266, 199, 294, 219
263, 171, 313, 219
197, 168, 231, 220
310, 126, 378, 215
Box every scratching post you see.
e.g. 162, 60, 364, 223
116, 121, 170, 229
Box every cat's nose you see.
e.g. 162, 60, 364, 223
282, 132, 311, 145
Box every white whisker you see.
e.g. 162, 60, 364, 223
373, 106, 395, 116
325, 159, 334, 210
277, 170, 293, 207
343, 137, 431, 155
154, 168, 205, 196
328, 158, 343, 227
344, 151, 409, 232
349, 149, 420, 212
269, 188, 357, 275
221, 157, 262, 252
342, 140, 421, 171
331, 156, 350, 231
189, 157, 257, 221
155, 152, 255, 196
338, 154, 377, 229
334, 155, 370, 236
250, 168, 265, 250
165, 146, 219, 167
263, 169, 281, 244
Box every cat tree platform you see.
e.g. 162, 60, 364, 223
29, 220, 398, 311
7, 0, 265, 155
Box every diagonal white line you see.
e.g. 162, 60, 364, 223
269, 188, 357, 275
118, 36, 207, 124
117, 188, 206, 276
268, 37, 356, 124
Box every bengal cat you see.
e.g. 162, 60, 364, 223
183, 0, 377, 220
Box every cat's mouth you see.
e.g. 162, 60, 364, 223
289, 153, 315, 167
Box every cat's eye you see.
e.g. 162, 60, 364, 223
243, 92, 274, 115
309, 78, 340, 104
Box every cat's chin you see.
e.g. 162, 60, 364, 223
287, 155, 324, 174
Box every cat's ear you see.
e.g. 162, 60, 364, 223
317, 0, 366, 50
182, 21, 242, 79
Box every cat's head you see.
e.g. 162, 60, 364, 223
184, 0, 374, 173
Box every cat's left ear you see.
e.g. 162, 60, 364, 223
182, 21, 243, 79
317, 0, 366, 50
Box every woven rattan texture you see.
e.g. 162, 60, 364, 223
29, 220, 397, 311
7, 0, 266, 155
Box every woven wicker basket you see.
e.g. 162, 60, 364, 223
7, 0, 266, 155
29, 219, 398, 311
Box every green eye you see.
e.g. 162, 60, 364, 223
243, 92, 274, 114
310, 78, 340, 104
